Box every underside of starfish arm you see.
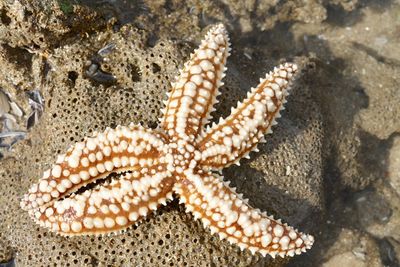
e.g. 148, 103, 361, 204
174, 171, 313, 257
161, 24, 230, 141
21, 124, 167, 212
197, 63, 298, 170
28, 166, 174, 235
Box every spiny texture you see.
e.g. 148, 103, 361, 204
21, 24, 313, 258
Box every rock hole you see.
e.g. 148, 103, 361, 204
0, 9, 11, 25
129, 63, 141, 82
25, 10, 33, 17
152, 63, 161, 73
68, 71, 78, 86
2, 44, 33, 71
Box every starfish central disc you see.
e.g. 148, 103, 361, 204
164, 140, 199, 175
21, 24, 314, 259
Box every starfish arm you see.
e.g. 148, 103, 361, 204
196, 63, 298, 170
161, 24, 230, 141
21, 124, 167, 212
27, 167, 174, 235
174, 171, 314, 257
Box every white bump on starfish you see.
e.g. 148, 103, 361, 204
21, 23, 313, 258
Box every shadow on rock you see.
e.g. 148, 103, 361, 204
325, 0, 394, 27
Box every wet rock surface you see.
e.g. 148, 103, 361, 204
0, 0, 399, 266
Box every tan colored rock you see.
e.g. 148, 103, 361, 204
322, 229, 382, 267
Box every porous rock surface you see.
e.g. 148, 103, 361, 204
0, 1, 327, 266
0, 0, 104, 50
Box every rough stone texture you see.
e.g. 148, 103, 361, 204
0, 0, 104, 50
319, 229, 382, 267
389, 136, 400, 196
287, 2, 400, 266
0, 240, 12, 264
1, 0, 400, 266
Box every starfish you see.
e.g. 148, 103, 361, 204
21, 24, 314, 258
